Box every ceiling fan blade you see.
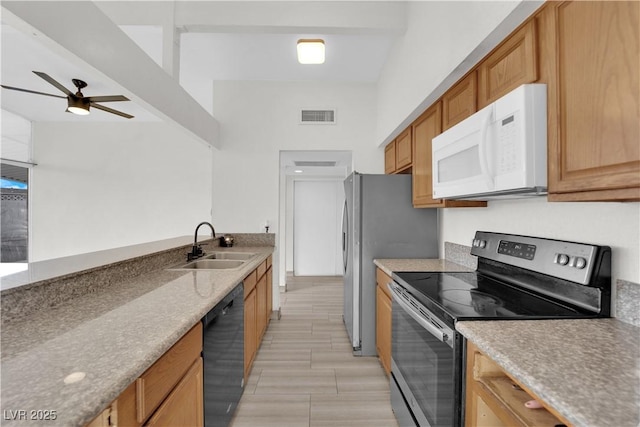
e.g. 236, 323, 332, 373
85, 95, 130, 103
0, 84, 67, 99
32, 71, 73, 96
90, 102, 134, 119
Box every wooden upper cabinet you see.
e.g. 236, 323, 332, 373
412, 103, 443, 207
442, 72, 477, 130
478, 20, 538, 108
395, 128, 412, 171
412, 102, 486, 208
544, 1, 640, 201
384, 142, 396, 174
384, 130, 412, 174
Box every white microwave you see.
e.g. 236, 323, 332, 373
432, 84, 547, 200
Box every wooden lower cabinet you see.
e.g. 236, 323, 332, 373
146, 358, 203, 427
465, 341, 570, 427
244, 287, 257, 380
86, 323, 204, 427
256, 273, 267, 340
266, 265, 273, 318
375, 268, 392, 376
244, 256, 273, 380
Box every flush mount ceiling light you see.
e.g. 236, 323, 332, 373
297, 39, 325, 64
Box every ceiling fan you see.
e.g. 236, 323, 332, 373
1, 71, 134, 119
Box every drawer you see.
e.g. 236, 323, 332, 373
136, 323, 202, 423
244, 270, 257, 298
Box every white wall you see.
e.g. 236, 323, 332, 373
440, 199, 640, 284
211, 80, 379, 234
375, 1, 524, 144
31, 122, 213, 261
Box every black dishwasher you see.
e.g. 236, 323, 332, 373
201, 283, 244, 427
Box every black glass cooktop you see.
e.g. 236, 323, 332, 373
392, 271, 594, 326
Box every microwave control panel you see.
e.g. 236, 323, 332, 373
496, 113, 520, 175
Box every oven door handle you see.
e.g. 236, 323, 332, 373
389, 283, 448, 345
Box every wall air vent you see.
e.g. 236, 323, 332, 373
294, 161, 337, 167
300, 109, 336, 124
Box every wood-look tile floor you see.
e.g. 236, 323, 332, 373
230, 276, 399, 427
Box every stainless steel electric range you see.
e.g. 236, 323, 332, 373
388, 231, 612, 427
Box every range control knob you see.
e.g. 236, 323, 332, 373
555, 253, 570, 265
478, 240, 487, 249
575, 257, 587, 269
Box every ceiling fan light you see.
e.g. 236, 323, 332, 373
67, 97, 90, 115
297, 39, 325, 64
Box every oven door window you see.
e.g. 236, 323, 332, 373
392, 299, 454, 427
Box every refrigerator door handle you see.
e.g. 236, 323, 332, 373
341, 200, 348, 273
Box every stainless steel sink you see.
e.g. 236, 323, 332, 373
169, 259, 245, 270
204, 252, 256, 261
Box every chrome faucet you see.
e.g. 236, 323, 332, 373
188, 221, 216, 261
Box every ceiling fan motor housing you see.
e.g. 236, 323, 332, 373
67, 96, 90, 115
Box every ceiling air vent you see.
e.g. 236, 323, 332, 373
300, 109, 336, 124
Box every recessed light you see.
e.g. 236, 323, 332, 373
294, 170, 303, 173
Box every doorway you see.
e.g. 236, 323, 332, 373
293, 180, 344, 276
278, 151, 352, 287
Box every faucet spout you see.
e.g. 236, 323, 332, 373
189, 221, 216, 261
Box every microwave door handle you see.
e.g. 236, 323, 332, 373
479, 109, 494, 187
389, 283, 447, 344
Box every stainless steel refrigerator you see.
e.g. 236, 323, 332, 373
342, 172, 438, 356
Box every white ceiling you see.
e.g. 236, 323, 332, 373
1, 1, 401, 123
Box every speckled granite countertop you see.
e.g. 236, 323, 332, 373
0, 246, 273, 426
373, 258, 473, 276
457, 319, 640, 427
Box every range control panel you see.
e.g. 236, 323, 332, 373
471, 231, 606, 285
497, 240, 536, 260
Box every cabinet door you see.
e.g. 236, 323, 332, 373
85, 407, 112, 427
256, 274, 267, 340
266, 267, 273, 323
384, 141, 396, 174
145, 358, 204, 427
546, 1, 640, 201
478, 20, 538, 108
136, 323, 202, 423
375, 286, 392, 376
244, 288, 257, 380
412, 103, 444, 207
442, 72, 477, 130
395, 129, 412, 172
